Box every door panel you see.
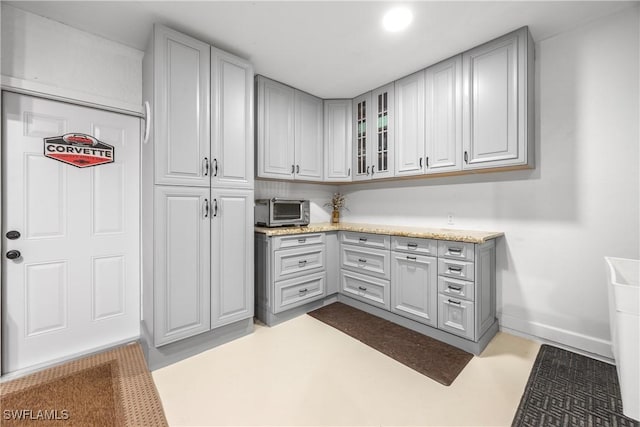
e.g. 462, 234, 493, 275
395, 71, 425, 176
391, 253, 438, 326
352, 93, 372, 181
211, 189, 254, 327
371, 83, 394, 179
294, 91, 323, 180
2, 93, 140, 374
323, 100, 352, 181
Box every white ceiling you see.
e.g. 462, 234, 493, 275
6, 1, 637, 98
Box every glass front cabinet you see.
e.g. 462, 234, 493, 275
352, 84, 394, 181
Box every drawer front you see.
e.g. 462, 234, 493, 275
273, 233, 325, 250
437, 241, 475, 262
438, 295, 475, 341
438, 258, 475, 282
438, 276, 475, 301
274, 272, 326, 313
341, 245, 390, 279
340, 269, 390, 310
274, 245, 325, 281
340, 231, 390, 250
392, 236, 437, 256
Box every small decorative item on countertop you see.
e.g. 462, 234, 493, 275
325, 193, 347, 224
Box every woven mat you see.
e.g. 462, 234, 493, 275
0, 342, 168, 426
308, 302, 473, 386
512, 344, 639, 427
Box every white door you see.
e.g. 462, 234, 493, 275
2, 93, 140, 374
323, 99, 352, 182
394, 71, 425, 176
294, 90, 323, 180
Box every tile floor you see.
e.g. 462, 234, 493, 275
153, 314, 540, 426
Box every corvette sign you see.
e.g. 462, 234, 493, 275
44, 133, 114, 168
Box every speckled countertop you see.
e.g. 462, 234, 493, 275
254, 222, 503, 244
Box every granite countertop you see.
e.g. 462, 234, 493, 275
254, 222, 503, 244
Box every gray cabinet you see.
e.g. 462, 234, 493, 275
352, 92, 373, 181
462, 27, 534, 170
394, 70, 426, 177
324, 99, 352, 182
256, 76, 324, 181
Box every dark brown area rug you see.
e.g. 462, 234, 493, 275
308, 302, 473, 386
0, 342, 168, 427
512, 344, 639, 427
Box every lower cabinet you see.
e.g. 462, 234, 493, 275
390, 251, 438, 327
340, 269, 390, 310
438, 294, 475, 340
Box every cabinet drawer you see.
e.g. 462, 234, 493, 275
273, 233, 325, 250
438, 276, 475, 301
340, 269, 390, 310
274, 245, 325, 281
438, 258, 475, 282
392, 236, 437, 256
340, 231, 390, 250
438, 295, 475, 341
341, 245, 390, 279
274, 272, 325, 313
438, 241, 475, 262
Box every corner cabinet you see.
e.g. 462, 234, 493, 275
256, 76, 323, 181
142, 24, 254, 352
462, 26, 534, 170
324, 100, 352, 182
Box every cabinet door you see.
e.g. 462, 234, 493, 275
154, 186, 211, 346
154, 25, 211, 187
294, 90, 324, 180
462, 27, 532, 169
211, 47, 254, 189
256, 76, 295, 179
211, 189, 254, 328
323, 100, 352, 182
394, 71, 425, 176
391, 252, 438, 327
352, 92, 373, 181
438, 295, 475, 340
371, 83, 394, 179
425, 55, 462, 173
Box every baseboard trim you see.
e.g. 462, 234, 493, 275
499, 314, 614, 363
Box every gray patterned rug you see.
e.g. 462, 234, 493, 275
513, 344, 638, 427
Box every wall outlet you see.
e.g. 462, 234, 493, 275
447, 213, 454, 225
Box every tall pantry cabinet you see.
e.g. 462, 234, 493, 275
142, 25, 254, 357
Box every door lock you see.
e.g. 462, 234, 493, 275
6, 250, 21, 260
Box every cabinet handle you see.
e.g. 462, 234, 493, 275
448, 299, 462, 305
298, 288, 308, 293
358, 286, 367, 291
448, 266, 463, 273
348, 168, 351, 177
366, 166, 370, 176
359, 237, 368, 242
426, 157, 429, 168
448, 247, 463, 254
358, 258, 367, 263
298, 238, 306, 243
213, 158, 218, 177
371, 165, 375, 176
143, 101, 151, 144
203, 157, 209, 176
291, 164, 295, 174
464, 151, 468, 163
298, 260, 307, 267
448, 285, 462, 292
406, 256, 416, 261
213, 199, 218, 217
203, 198, 209, 218
296, 164, 300, 174
407, 242, 418, 248
419, 157, 423, 168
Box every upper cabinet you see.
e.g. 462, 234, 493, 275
256, 76, 323, 181
352, 92, 372, 181
153, 25, 211, 187
425, 55, 463, 174
211, 47, 254, 188
324, 100, 353, 182
395, 71, 425, 177
462, 27, 534, 170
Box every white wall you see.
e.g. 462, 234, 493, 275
339, 7, 639, 359
255, 180, 338, 223
1, 4, 143, 114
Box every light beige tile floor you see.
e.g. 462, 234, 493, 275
153, 315, 540, 426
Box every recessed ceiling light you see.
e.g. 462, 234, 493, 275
382, 7, 413, 32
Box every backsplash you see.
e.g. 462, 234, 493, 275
255, 180, 338, 223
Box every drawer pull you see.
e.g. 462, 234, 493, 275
358, 286, 367, 291
298, 238, 306, 243
448, 299, 462, 305
448, 285, 462, 291
359, 237, 368, 242
358, 258, 367, 263
448, 247, 463, 254
406, 256, 416, 261
298, 288, 308, 293
298, 260, 307, 267
407, 242, 418, 248
448, 266, 463, 273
